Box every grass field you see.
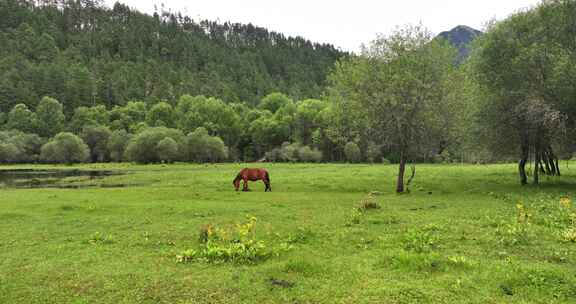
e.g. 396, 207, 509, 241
1, 162, 575, 303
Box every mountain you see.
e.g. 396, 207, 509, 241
437, 25, 483, 61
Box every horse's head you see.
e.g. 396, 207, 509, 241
233, 175, 241, 191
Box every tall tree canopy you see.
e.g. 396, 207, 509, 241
329, 25, 457, 192
469, 0, 576, 184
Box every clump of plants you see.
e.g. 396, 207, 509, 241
345, 194, 382, 226
177, 217, 291, 264
402, 225, 441, 253
559, 197, 576, 242
87, 232, 114, 245
496, 202, 532, 246
357, 194, 381, 211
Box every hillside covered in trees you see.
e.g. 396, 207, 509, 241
0, 0, 345, 112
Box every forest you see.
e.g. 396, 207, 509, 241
0, 0, 575, 189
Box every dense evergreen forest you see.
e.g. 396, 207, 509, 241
0, 0, 575, 189
0, 0, 345, 110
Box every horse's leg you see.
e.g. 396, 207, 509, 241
242, 177, 249, 191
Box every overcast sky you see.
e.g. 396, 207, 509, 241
103, 0, 542, 52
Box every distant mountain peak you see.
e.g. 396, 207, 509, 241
437, 25, 483, 62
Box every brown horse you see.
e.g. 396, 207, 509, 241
233, 168, 271, 192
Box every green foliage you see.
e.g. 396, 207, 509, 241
6, 104, 36, 133
107, 129, 132, 162
259, 93, 293, 113
344, 142, 361, 163
403, 225, 441, 253
185, 127, 228, 163
0, 130, 44, 163
40, 132, 89, 164
156, 137, 179, 163
87, 232, 114, 245
81, 125, 111, 162
265, 142, 322, 162
35, 96, 65, 137
146, 102, 175, 128
0, 2, 346, 113
69, 106, 110, 133
177, 217, 289, 264
124, 127, 184, 163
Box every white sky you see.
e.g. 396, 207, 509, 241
103, 0, 542, 53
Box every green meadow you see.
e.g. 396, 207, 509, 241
1, 163, 575, 303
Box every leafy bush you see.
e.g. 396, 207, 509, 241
107, 129, 132, 162
297, 145, 322, 162
0, 143, 20, 163
344, 142, 361, 163
40, 132, 89, 164
265, 142, 322, 162
124, 127, 185, 163
366, 142, 382, 163
156, 137, 179, 163
0, 131, 44, 163
81, 125, 111, 162
185, 127, 228, 163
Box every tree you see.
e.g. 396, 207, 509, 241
124, 127, 184, 163
107, 129, 132, 162
184, 127, 228, 163
146, 101, 175, 127
6, 104, 36, 133
40, 132, 90, 164
344, 142, 361, 163
469, 1, 576, 185
35, 96, 65, 137
329, 25, 456, 192
69, 105, 110, 133
259, 92, 293, 113
81, 125, 111, 162
156, 137, 179, 163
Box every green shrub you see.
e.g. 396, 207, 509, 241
107, 129, 132, 162
185, 127, 228, 163
344, 142, 361, 163
40, 132, 89, 164
81, 125, 111, 162
156, 137, 179, 163
298, 145, 322, 162
124, 127, 185, 163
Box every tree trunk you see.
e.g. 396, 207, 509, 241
396, 150, 406, 193
533, 147, 540, 185
542, 151, 553, 175
519, 143, 528, 185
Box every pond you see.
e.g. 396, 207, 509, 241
0, 169, 125, 189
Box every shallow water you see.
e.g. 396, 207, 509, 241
0, 169, 124, 189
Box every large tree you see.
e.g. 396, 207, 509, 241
329, 25, 456, 192
469, 0, 576, 185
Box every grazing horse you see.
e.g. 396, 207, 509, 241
233, 168, 271, 192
